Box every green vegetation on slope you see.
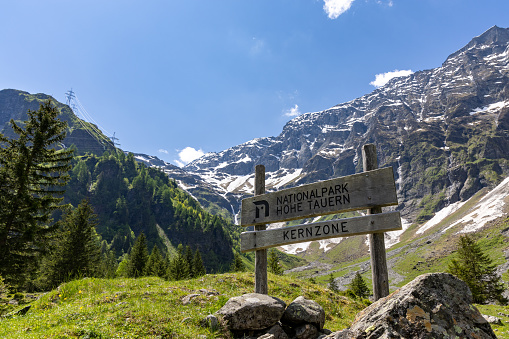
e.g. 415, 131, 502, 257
0, 273, 367, 338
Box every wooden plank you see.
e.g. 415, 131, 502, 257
240, 167, 398, 226
254, 165, 268, 294
240, 211, 402, 252
363, 144, 390, 300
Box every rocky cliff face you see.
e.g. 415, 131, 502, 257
178, 26, 509, 225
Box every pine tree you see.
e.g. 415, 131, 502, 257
328, 273, 339, 293
230, 252, 245, 272
168, 244, 189, 280
145, 246, 167, 278
268, 249, 283, 275
0, 101, 73, 286
127, 233, 149, 278
448, 234, 507, 304
193, 248, 206, 277
184, 245, 194, 276
349, 272, 370, 299
39, 199, 102, 288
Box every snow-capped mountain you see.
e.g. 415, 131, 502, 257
176, 26, 509, 227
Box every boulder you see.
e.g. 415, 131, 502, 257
216, 293, 286, 331
282, 296, 325, 330
326, 273, 496, 338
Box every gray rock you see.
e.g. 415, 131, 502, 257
181, 293, 200, 305
483, 314, 502, 325
201, 314, 219, 331
216, 293, 286, 331
282, 296, 325, 330
326, 273, 497, 338
265, 323, 289, 339
294, 323, 318, 339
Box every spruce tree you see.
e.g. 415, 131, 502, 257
0, 101, 73, 286
230, 252, 245, 272
328, 273, 339, 293
349, 272, 370, 299
184, 245, 194, 276
448, 234, 507, 304
39, 199, 102, 288
145, 246, 167, 278
168, 244, 189, 280
268, 249, 283, 275
193, 248, 206, 277
127, 233, 149, 278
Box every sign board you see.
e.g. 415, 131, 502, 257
240, 167, 397, 227
241, 211, 401, 252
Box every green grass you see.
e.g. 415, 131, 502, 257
0, 273, 366, 338
475, 304, 509, 339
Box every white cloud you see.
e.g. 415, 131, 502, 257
158, 149, 169, 154
323, 0, 355, 19
284, 104, 301, 117
370, 69, 413, 88
175, 147, 204, 167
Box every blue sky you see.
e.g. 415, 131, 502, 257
1, 0, 508, 166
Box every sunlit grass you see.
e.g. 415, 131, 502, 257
0, 273, 366, 338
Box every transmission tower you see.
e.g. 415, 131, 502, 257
110, 132, 120, 147
65, 89, 75, 107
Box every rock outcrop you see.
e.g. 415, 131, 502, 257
213, 273, 496, 339
215, 294, 329, 338
326, 273, 496, 339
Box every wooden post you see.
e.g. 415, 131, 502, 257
362, 144, 390, 300
254, 164, 268, 294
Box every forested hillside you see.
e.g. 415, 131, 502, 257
64, 150, 237, 272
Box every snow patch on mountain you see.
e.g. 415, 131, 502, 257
446, 176, 509, 234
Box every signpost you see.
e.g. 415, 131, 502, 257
240, 144, 400, 300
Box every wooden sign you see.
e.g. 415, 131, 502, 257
241, 211, 401, 252
240, 167, 397, 227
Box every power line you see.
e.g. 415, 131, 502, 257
65, 89, 116, 149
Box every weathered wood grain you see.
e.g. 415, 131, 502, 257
254, 165, 268, 294
363, 144, 390, 300
240, 167, 397, 226
240, 211, 402, 252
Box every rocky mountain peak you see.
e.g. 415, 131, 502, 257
143, 27, 509, 242
444, 25, 509, 64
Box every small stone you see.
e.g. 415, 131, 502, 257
483, 314, 503, 325
201, 314, 219, 330
181, 293, 200, 305
294, 323, 318, 339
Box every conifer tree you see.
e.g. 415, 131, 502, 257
349, 272, 370, 299
168, 244, 189, 280
328, 273, 339, 293
230, 252, 245, 272
0, 101, 73, 286
193, 248, 206, 277
448, 234, 507, 304
145, 246, 167, 278
184, 245, 194, 276
268, 249, 283, 275
39, 199, 102, 288
127, 233, 149, 278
